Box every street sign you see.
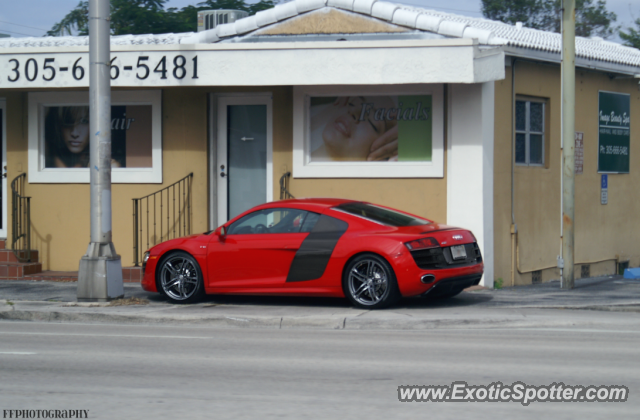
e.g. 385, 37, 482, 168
575, 132, 584, 174
598, 91, 630, 173
601, 174, 608, 205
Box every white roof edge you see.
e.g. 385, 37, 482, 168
2, 1, 639, 71
505, 46, 640, 76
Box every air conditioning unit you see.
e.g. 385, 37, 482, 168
197, 10, 249, 32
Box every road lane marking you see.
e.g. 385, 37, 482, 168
0, 352, 36, 355
502, 328, 640, 334
0, 332, 213, 340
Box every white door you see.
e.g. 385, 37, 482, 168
0, 99, 7, 239
216, 95, 273, 226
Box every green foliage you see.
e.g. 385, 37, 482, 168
620, 18, 640, 49
481, 0, 617, 38
48, 1, 89, 36
494, 278, 504, 289
47, 0, 279, 37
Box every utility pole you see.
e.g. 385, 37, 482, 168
561, 0, 576, 290
77, 0, 124, 302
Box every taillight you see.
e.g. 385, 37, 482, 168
405, 237, 439, 251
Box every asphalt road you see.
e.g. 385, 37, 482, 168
0, 318, 638, 419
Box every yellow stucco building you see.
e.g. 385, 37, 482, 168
0, 0, 638, 288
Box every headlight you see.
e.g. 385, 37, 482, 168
142, 251, 150, 273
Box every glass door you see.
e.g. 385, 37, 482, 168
216, 96, 272, 226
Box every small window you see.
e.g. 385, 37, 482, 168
227, 208, 319, 235
515, 99, 545, 166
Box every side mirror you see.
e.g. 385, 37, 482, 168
215, 226, 226, 238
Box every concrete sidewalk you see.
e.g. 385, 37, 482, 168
2, 275, 640, 330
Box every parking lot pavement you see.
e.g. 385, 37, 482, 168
1, 275, 640, 330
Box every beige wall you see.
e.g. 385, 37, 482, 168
494, 61, 640, 285
4, 85, 448, 272
3, 88, 209, 271
272, 93, 448, 225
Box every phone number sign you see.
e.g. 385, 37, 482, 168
0, 51, 199, 88
598, 91, 630, 173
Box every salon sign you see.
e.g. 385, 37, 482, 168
0, 51, 201, 88
598, 91, 630, 173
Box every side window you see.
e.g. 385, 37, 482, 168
227, 208, 320, 235
515, 98, 546, 166
300, 212, 320, 233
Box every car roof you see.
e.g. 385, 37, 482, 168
264, 197, 358, 210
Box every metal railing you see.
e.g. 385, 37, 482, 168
11, 173, 32, 262
132, 173, 193, 266
279, 172, 294, 200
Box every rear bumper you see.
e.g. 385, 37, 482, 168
420, 273, 483, 297
393, 247, 484, 297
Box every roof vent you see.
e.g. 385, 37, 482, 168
197, 10, 249, 32
515, 21, 523, 30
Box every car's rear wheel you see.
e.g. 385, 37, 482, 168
156, 251, 205, 304
343, 254, 400, 309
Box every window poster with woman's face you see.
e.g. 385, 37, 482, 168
309, 95, 432, 162
44, 105, 153, 168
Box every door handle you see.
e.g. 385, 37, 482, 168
220, 172, 226, 178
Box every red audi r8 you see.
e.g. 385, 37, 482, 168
141, 198, 484, 309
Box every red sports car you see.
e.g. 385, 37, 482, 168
141, 198, 484, 309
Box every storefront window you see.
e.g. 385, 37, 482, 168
43, 105, 152, 169
28, 91, 162, 183
293, 86, 444, 178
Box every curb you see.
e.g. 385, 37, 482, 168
0, 307, 602, 330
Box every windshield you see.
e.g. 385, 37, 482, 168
335, 203, 430, 227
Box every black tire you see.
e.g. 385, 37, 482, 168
342, 253, 401, 309
156, 251, 205, 304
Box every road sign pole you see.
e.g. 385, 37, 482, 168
561, 0, 576, 290
77, 0, 124, 302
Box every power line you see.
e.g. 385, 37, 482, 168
0, 28, 39, 37
0, 19, 48, 32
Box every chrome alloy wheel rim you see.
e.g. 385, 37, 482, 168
348, 259, 388, 306
160, 256, 199, 301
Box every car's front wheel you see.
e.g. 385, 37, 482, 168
343, 253, 400, 309
156, 251, 205, 304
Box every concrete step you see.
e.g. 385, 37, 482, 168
0, 261, 43, 279
0, 249, 39, 263
0, 266, 143, 283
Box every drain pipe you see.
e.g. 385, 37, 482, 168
510, 58, 517, 287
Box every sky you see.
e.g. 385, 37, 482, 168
0, 0, 638, 42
